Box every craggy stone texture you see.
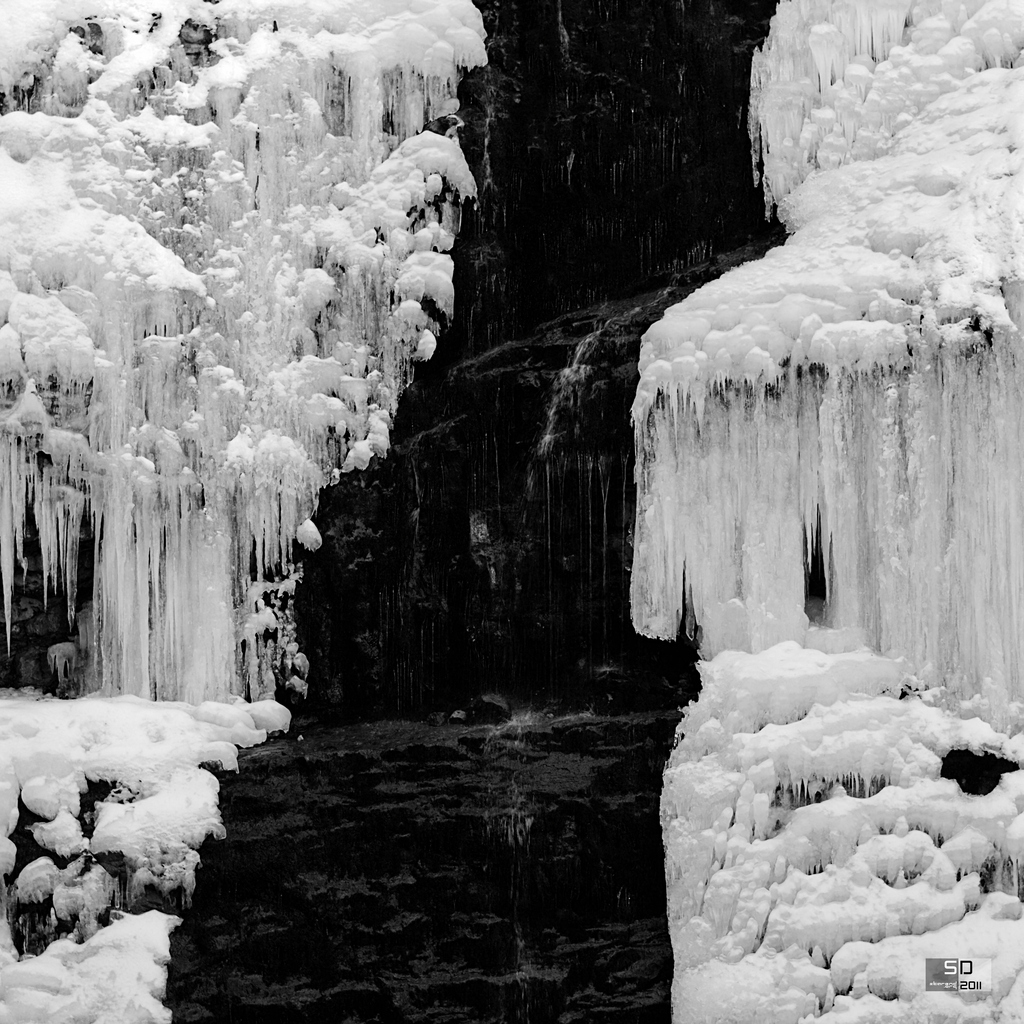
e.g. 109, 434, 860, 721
296, 237, 780, 718
167, 712, 678, 1023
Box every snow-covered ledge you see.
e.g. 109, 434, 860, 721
0, 691, 290, 1022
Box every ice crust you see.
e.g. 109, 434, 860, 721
664, 642, 1024, 1023
0, 0, 485, 700
632, 0, 1024, 698
0, 689, 289, 1023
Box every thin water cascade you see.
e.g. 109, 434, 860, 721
527, 306, 671, 696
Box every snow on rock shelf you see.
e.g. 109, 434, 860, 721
631, 0, 1024, 695
0, 688, 290, 1024
664, 641, 1024, 1023
0, 0, 486, 702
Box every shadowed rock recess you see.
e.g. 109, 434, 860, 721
170, 0, 779, 1020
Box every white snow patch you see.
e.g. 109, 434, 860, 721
0, 691, 289, 1022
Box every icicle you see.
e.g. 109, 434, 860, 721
634, 7, 1024, 697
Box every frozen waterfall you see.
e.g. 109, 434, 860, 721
0, 0, 485, 703
641, 0, 1024, 1021
632, 0, 1024, 697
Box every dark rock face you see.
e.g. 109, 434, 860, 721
445, 0, 779, 358
167, 712, 677, 1024
294, 0, 781, 718
296, 238, 779, 719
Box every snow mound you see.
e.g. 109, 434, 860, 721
0, 691, 290, 1023
0, 911, 179, 1024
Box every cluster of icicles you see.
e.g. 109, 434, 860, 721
631, 0, 1024, 698
0, 0, 486, 701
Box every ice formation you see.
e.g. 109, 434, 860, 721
663, 642, 1024, 1023
0, 0, 486, 701
632, 0, 1024, 694
0, 687, 290, 1023
642, 0, 1024, 1020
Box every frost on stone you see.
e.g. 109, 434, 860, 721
0, 688, 290, 1023
0, 0, 486, 701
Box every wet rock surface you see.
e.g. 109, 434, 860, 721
297, 237, 780, 719
167, 711, 680, 1023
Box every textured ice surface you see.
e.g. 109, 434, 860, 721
663, 642, 1024, 1023
0, 689, 289, 1023
0, 0, 485, 701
